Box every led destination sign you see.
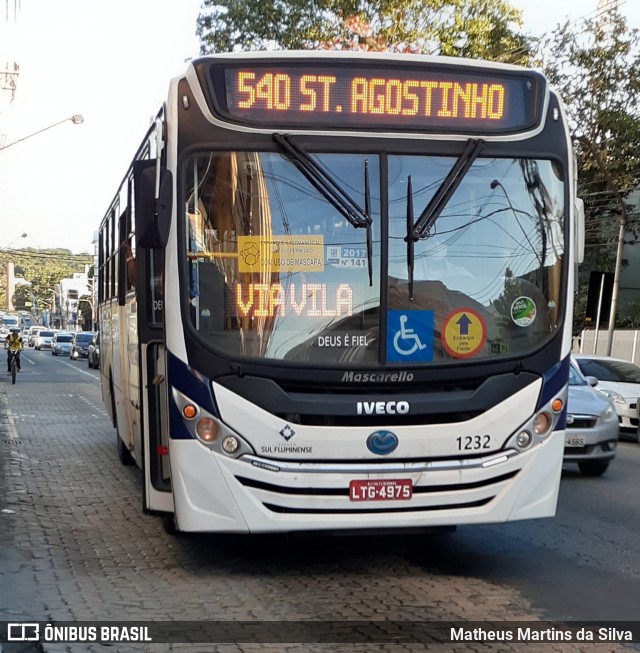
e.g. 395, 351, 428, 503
210, 62, 543, 132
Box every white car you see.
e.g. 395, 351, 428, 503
34, 329, 56, 350
574, 355, 640, 439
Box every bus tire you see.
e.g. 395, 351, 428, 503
111, 377, 134, 466
116, 430, 134, 466
161, 514, 179, 535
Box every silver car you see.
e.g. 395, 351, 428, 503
51, 332, 73, 356
564, 360, 619, 476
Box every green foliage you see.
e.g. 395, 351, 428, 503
540, 15, 640, 327
197, 0, 533, 65
541, 16, 640, 251
0, 248, 92, 314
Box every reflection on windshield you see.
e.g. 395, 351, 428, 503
183, 151, 565, 365
184, 152, 381, 363
387, 156, 564, 360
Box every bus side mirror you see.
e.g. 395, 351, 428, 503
575, 197, 585, 264
134, 160, 173, 249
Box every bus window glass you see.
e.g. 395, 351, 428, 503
387, 156, 564, 361
184, 151, 381, 363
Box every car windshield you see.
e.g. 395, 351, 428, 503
77, 334, 95, 343
577, 359, 640, 383
569, 362, 587, 386
57, 335, 73, 343
40, 331, 54, 338
182, 151, 565, 365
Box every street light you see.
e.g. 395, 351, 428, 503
0, 232, 27, 252
0, 115, 84, 152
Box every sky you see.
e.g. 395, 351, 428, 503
0, 0, 638, 256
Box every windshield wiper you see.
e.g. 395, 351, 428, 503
273, 133, 374, 286
406, 175, 415, 301
405, 138, 484, 298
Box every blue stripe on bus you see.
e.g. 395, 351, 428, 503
167, 351, 219, 440
537, 355, 570, 429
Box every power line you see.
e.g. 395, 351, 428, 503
497, 0, 628, 63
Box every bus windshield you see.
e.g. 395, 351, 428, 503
183, 151, 565, 364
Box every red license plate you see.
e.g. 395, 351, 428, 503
349, 479, 412, 502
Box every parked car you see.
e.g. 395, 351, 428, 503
564, 359, 619, 476
87, 332, 100, 369
70, 331, 96, 360
34, 330, 56, 350
51, 332, 74, 356
574, 355, 640, 439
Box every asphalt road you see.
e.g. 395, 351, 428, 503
405, 443, 640, 622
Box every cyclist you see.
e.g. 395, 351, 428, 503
5, 328, 23, 374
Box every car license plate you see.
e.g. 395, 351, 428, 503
349, 479, 412, 502
565, 435, 585, 447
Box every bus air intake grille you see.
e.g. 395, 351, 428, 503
262, 498, 492, 514
235, 471, 518, 496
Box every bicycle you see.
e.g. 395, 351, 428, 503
9, 352, 18, 385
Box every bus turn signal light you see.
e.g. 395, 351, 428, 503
551, 398, 564, 412
182, 404, 197, 419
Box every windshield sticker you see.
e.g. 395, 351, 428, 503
386, 310, 434, 363
327, 245, 368, 269
317, 332, 370, 348
511, 296, 537, 327
238, 235, 324, 272
441, 308, 487, 359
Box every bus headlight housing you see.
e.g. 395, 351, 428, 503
505, 391, 566, 452
171, 387, 254, 458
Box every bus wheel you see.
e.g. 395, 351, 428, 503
116, 431, 134, 466
111, 379, 134, 466
161, 514, 179, 535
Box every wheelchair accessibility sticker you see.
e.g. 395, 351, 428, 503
441, 308, 486, 359
386, 310, 434, 363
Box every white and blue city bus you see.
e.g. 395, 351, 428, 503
97, 51, 583, 534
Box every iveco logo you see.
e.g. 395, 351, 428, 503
357, 400, 410, 415
366, 430, 399, 455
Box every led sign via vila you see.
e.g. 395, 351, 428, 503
235, 282, 353, 318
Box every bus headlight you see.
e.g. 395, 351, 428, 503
532, 412, 552, 435
516, 431, 532, 448
196, 418, 219, 442
222, 436, 239, 454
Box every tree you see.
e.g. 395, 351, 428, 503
540, 14, 640, 330
197, 0, 533, 65
0, 248, 92, 319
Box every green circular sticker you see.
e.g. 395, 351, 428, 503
511, 296, 537, 327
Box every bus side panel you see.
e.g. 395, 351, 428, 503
100, 301, 118, 427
